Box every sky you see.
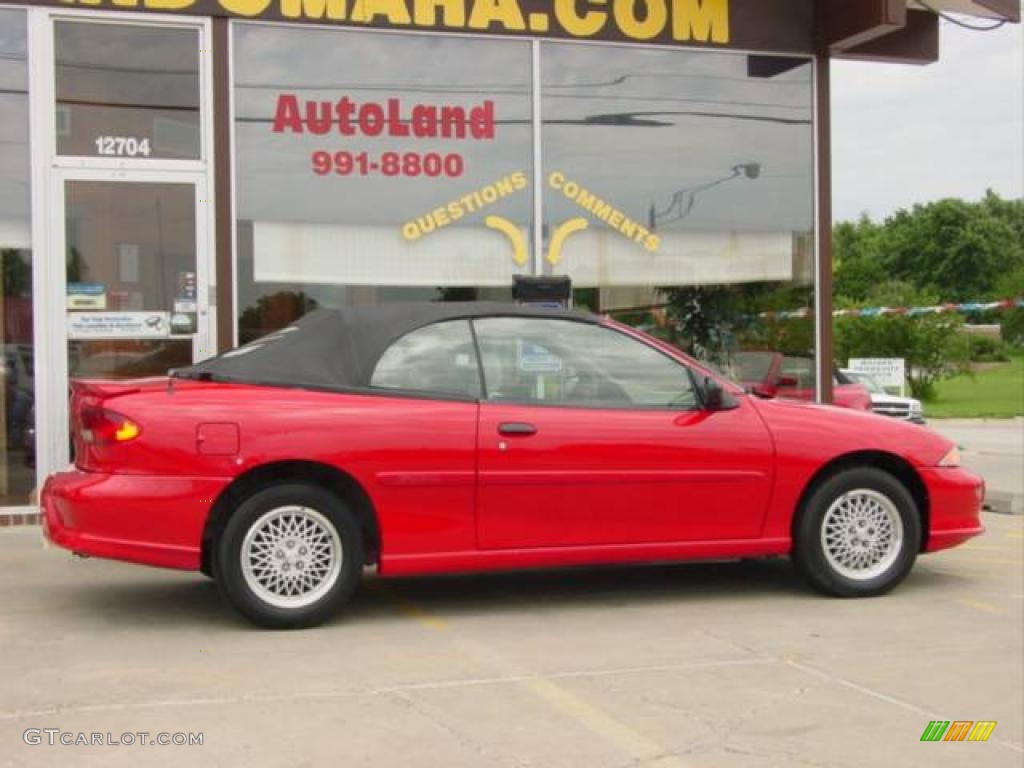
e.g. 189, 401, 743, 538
831, 16, 1023, 223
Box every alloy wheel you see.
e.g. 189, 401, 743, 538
240, 505, 343, 609
820, 489, 905, 581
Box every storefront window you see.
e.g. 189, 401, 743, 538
55, 21, 201, 159
0, 9, 34, 504
233, 24, 531, 342
540, 44, 816, 393
233, 28, 816, 393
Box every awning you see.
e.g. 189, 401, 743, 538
908, 1, 1021, 22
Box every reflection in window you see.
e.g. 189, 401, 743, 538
64, 182, 199, 383
474, 318, 697, 409
69, 340, 193, 380
541, 43, 816, 397
64, 182, 196, 317
231, 28, 818, 401
370, 321, 480, 398
54, 22, 200, 159
233, 24, 532, 342
0, 9, 34, 505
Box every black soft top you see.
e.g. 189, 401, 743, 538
173, 302, 599, 392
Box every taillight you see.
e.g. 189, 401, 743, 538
79, 406, 141, 445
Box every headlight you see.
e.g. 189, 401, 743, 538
938, 446, 961, 467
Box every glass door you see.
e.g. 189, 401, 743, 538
44, 170, 213, 470
61, 176, 210, 381
32, 11, 214, 476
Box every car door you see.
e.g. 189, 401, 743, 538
364, 319, 483, 557
473, 317, 774, 549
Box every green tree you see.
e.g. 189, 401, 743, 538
994, 265, 1024, 349
839, 193, 1024, 302
833, 214, 886, 301
834, 282, 970, 400
660, 282, 815, 364
660, 285, 742, 364
66, 246, 88, 284
979, 189, 1024, 249
832, 192, 1024, 302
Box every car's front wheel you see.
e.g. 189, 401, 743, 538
793, 467, 921, 597
215, 483, 363, 628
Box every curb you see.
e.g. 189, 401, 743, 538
984, 491, 1023, 516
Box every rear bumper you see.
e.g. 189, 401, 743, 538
42, 469, 230, 571
919, 466, 985, 552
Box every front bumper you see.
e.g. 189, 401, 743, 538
919, 466, 985, 552
42, 469, 230, 571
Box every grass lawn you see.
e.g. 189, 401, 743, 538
925, 353, 1024, 419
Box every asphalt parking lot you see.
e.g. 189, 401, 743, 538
1, 508, 1021, 767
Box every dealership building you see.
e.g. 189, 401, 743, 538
0, 0, 1018, 518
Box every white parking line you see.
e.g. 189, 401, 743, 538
0, 658, 777, 723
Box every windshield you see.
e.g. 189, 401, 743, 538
844, 371, 886, 394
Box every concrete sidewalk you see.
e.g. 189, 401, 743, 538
930, 418, 1023, 515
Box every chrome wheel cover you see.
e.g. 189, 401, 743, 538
821, 489, 904, 581
241, 505, 343, 609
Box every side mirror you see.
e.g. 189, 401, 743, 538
702, 377, 736, 411
776, 375, 799, 389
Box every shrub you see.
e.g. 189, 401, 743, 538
835, 312, 970, 400
967, 335, 1010, 363
1002, 308, 1024, 349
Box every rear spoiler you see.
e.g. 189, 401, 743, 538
69, 379, 145, 400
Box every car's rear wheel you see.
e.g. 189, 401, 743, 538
215, 483, 363, 628
793, 467, 920, 597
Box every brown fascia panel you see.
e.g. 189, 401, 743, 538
819, 0, 907, 51
835, 9, 939, 64
973, 0, 1021, 22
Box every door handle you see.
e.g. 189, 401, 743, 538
498, 422, 537, 436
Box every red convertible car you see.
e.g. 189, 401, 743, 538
42, 303, 984, 628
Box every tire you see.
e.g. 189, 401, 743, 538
215, 483, 364, 628
793, 467, 921, 597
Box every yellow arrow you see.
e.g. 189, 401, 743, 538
485, 216, 528, 267
547, 217, 589, 265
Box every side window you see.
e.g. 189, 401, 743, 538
473, 318, 697, 409
370, 320, 481, 399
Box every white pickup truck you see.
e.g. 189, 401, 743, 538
841, 369, 924, 424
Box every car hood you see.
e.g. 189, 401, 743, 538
748, 395, 950, 467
